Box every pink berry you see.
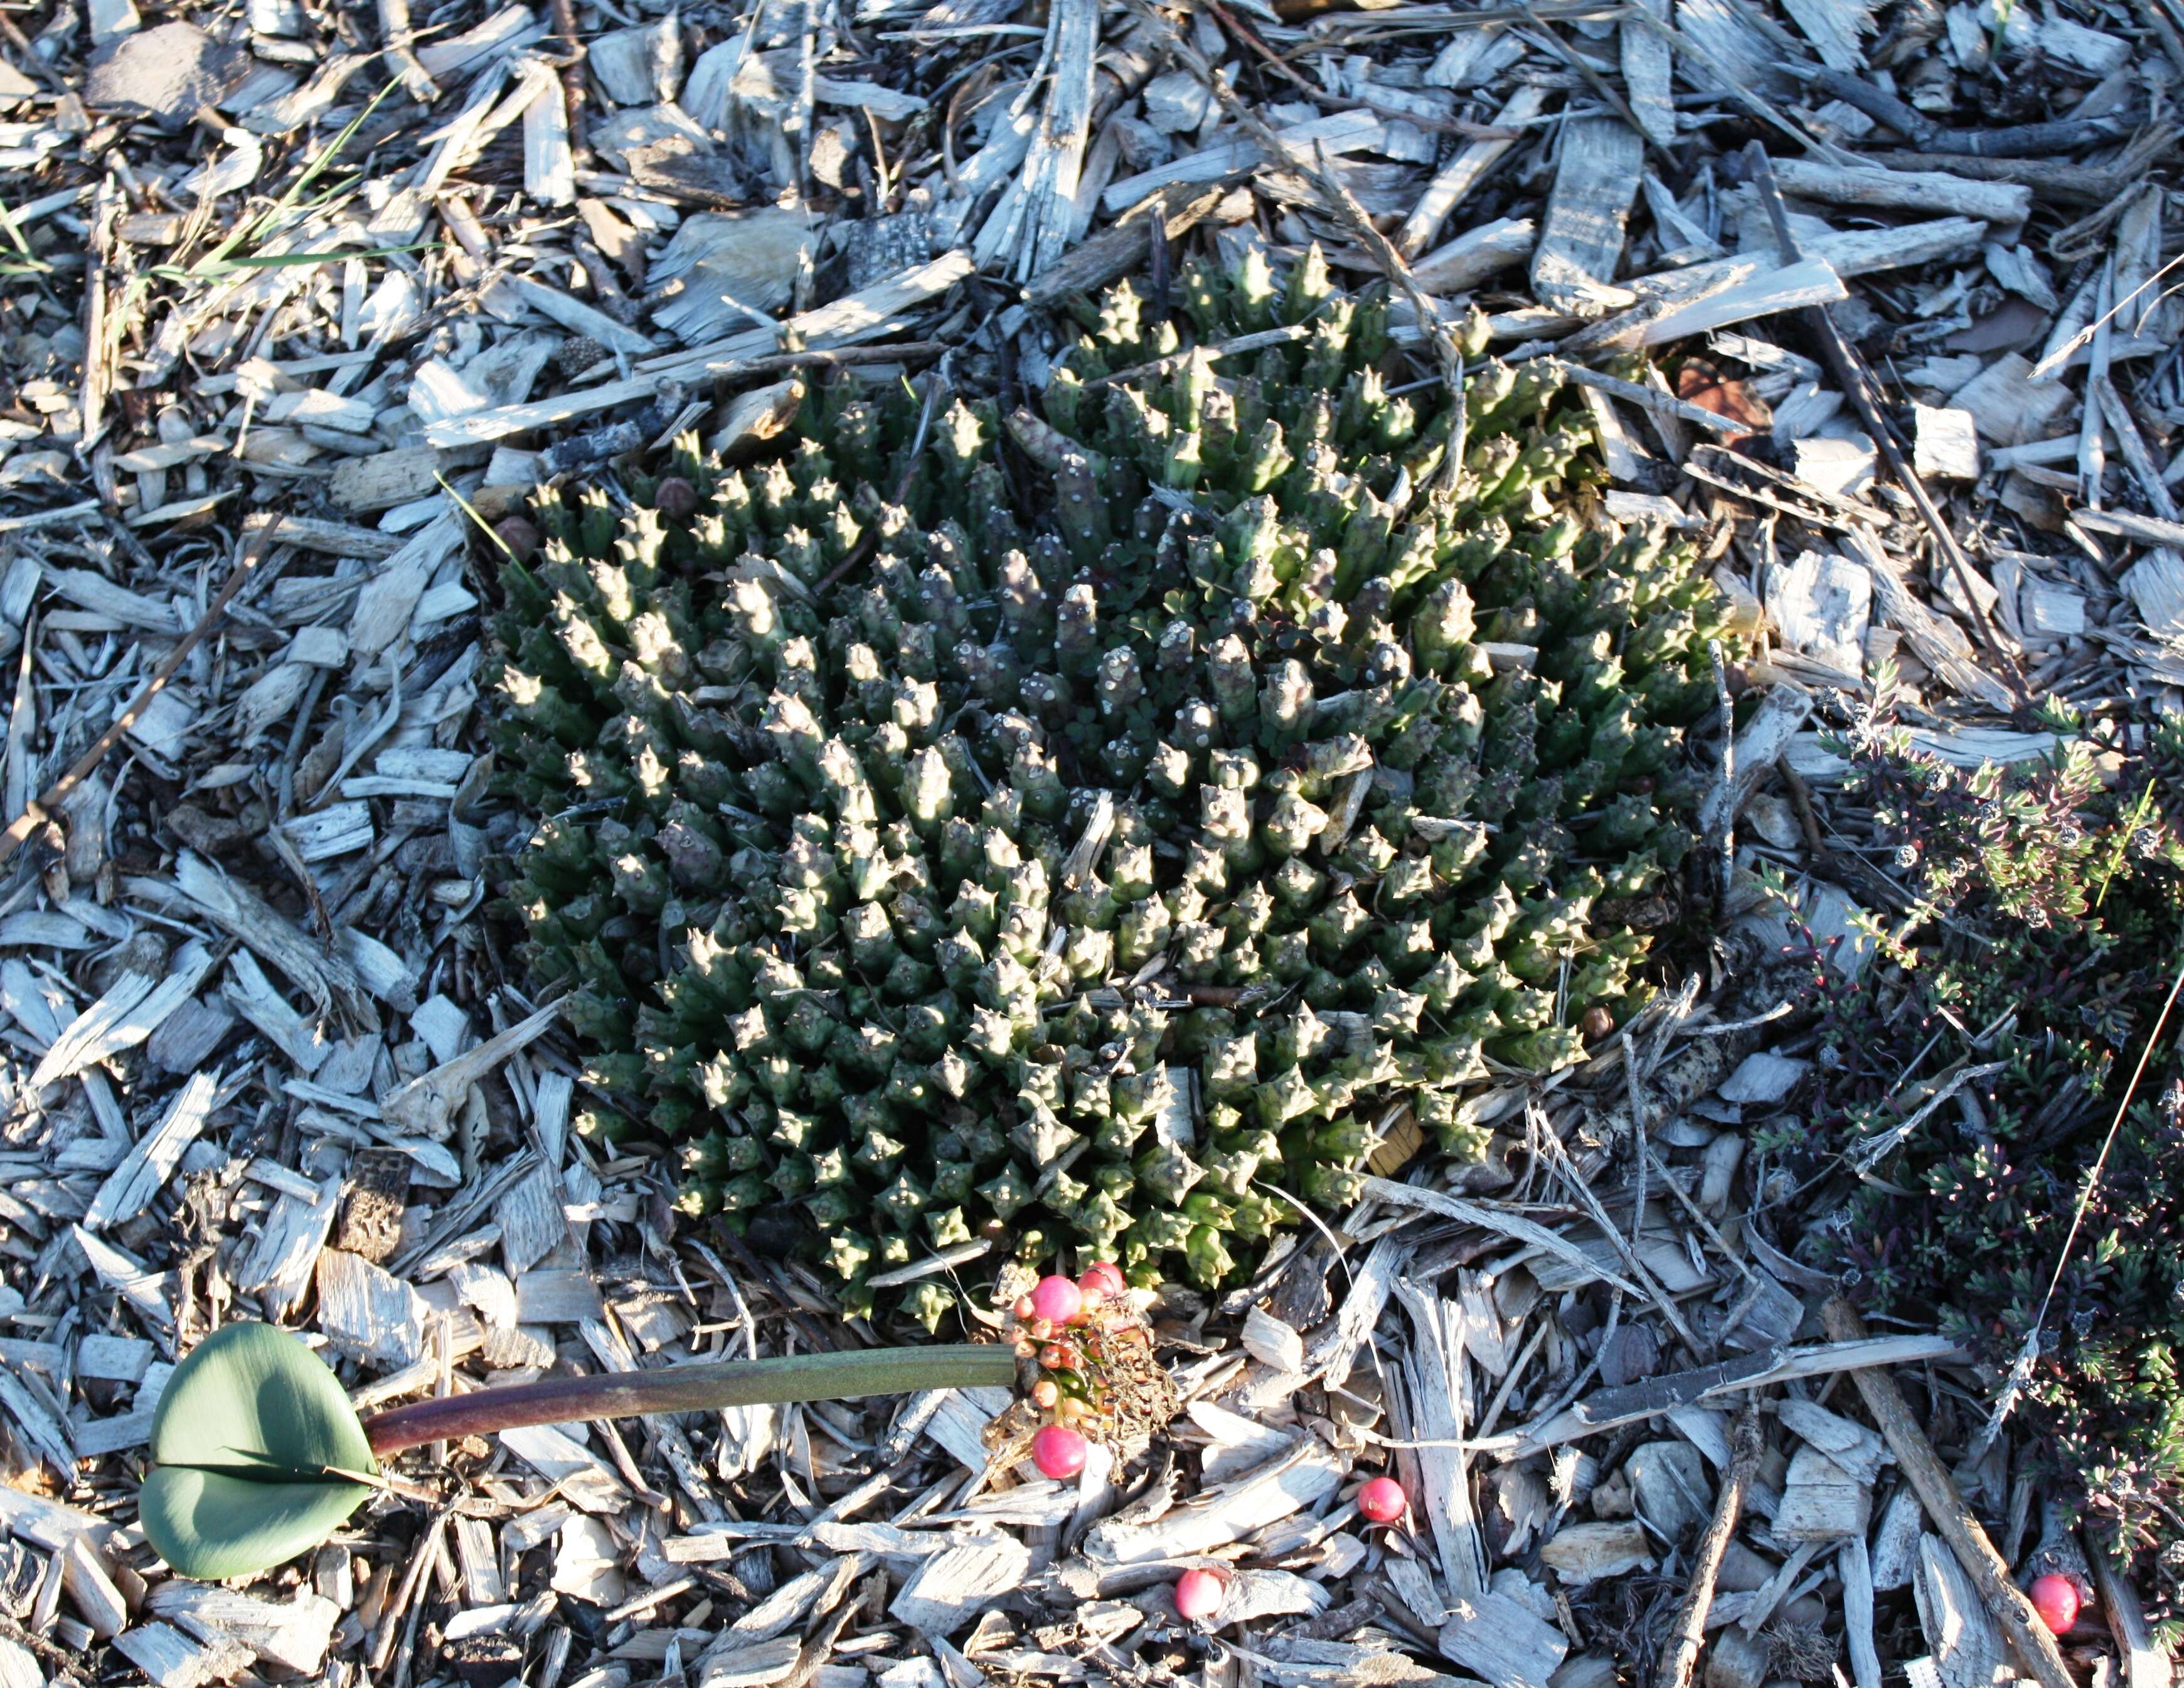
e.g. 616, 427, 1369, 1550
2029, 1573, 2079, 1635
1173, 1568, 1226, 1621
1031, 1424, 1087, 1480
1030, 1274, 1084, 1325
1079, 1261, 1126, 1298
1356, 1476, 1407, 1523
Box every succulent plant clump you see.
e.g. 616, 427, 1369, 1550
485, 246, 1740, 1325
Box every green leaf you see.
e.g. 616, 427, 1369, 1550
140, 1322, 378, 1581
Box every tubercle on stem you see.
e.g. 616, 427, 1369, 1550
357, 1343, 1020, 1456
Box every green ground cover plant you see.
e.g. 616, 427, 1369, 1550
1793, 696, 2184, 1631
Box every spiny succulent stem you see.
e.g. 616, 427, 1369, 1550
358, 1345, 1017, 1456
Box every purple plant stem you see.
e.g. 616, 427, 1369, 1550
359, 1344, 1018, 1457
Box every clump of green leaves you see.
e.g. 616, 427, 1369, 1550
1794, 705, 2184, 1626
484, 247, 1741, 1327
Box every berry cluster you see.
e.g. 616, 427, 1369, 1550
995, 1260, 1412, 1630
1011, 1265, 1158, 1480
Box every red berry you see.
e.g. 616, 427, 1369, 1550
1173, 1568, 1225, 1621
1031, 1274, 1084, 1325
2029, 1573, 2079, 1635
1356, 1476, 1407, 1523
1031, 1424, 1087, 1480
1079, 1261, 1127, 1298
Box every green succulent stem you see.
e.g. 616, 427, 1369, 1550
358, 1344, 1018, 1455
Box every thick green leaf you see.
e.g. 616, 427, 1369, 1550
140, 1467, 378, 1583
140, 1322, 377, 1581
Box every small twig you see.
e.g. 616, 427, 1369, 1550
369, 1506, 450, 1674
1622, 1029, 1648, 1256
709, 344, 948, 413
1685, 1000, 1796, 1038
1473, 1321, 1552, 1442
1545, 360, 1746, 435
1294, 82, 1531, 137
1776, 756, 1916, 916
1513, 4, 1673, 168
376, 0, 440, 105
2078, 260, 2113, 510
1128, 0, 1466, 397
1850, 1060, 2010, 1175
778, 1601, 858, 1688
1706, 640, 1734, 919
77, 176, 117, 460
549, 0, 590, 168
1079, 324, 1313, 394
862, 105, 893, 206
1777, 756, 1828, 860
1533, 1101, 1707, 1360
267, 821, 338, 943
1646, 1146, 1756, 1283
0, 515, 284, 874
2092, 370, 2182, 523
1796, 68, 1939, 144
1626, 8, 1841, 158
1197, 0, 1318, 93
318, 1461, 441, 1503
1277, 0, 1631, 21
2028, 248, 2184, 379
0, 1610, 89, 1683
1740, 144, 2028, 702
1651, 1398, 1762, 1688
0, 11, 67, 88
1739, 1540, 1823, 1636
1289, 1595, 1386, 1643
1821, 1296, 2077, 1688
